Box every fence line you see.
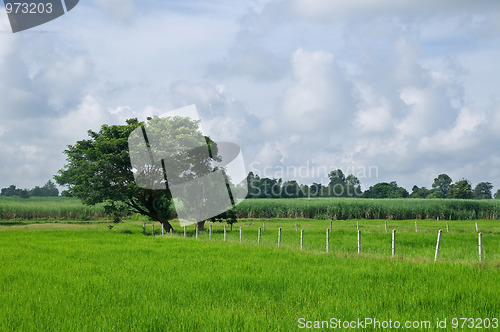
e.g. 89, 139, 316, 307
144, 222, 488, 262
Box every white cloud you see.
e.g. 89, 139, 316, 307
207, 30, 288, 81
1, 0, 500, 192
418, 108, 487, 153
278, 48, 354, 133
93, 0, 137, 22
355, 106, 392, 134
290, 0, 499, 20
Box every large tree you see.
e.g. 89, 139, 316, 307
448, 178, 473, 199
473, 182, 493, 199
345, 174, 362, 197
432, 174, 452, 198
55, 117, 221, 231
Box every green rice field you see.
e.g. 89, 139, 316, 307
0, 218, 498, 331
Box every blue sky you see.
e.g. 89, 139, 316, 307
1, 0, 500, 192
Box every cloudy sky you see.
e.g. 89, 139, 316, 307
1, 0, 500, 192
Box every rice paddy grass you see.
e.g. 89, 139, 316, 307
0, 218, 498, 331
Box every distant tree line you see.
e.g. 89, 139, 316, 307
246, 169, 363, 199
246, 171, 499, 200
1, 172, 497, 201
0, 180, 59, 198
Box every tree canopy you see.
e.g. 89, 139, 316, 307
54, 117, 232, 231
432, 174, 453, 198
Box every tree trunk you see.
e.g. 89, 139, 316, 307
197, 221, 205, 232
155, 212, 173, 232
161, 220, 173, 232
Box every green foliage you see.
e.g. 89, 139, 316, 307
30, 180, 59, 197
18, 189, 30, 199
410, 185, 432, 198
449, 178, 474, 199
54, 117, 202, 231
246, 171, 363, 199
495, 189, 500, 199
364, 181, 409, 198
1, 181, 59, 198
474, 182, 493, 199
0, 185, 21, 197
328, 169, 345, 185
432, 174, 453, 198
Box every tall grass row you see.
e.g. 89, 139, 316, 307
234, 198, 500, 220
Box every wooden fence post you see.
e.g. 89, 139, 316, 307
209, 225, 212, 240
278, 227, 281, 247
415, 220, 418, 233
357, 230, 361, 254
183, 226, 186, 238
195, 226, 198, 240
326, 228, 330, 253
224, 226, 227, 241
296, 221, 298, 232
300, 229, 304, 250
478, 232, 483, 262
330, 220, 332, 232
258, 228, 261, 245
161, 224, 164, 237
239, 227, 242, 242
392, 229, 396, 257
434, 229, 442, 262
152, 225, 154, 236
446, 222, 449, 233
357, 221, 359, 232
143, 223, 146, 235
170, 228, 173, 237
263, 222, 266, 232
475, 222, 479, 233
